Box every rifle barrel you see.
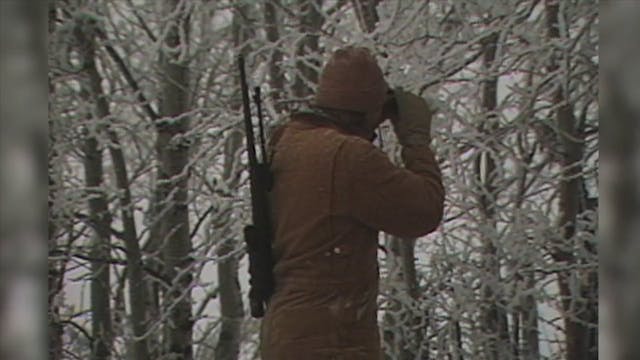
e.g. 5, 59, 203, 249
238, 55, 259, 225
253, 86, 268, 164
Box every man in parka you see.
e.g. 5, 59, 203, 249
261, 46, 445, 359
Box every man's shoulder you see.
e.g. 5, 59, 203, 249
334, 133, 388, 171
270, 117, 353, 162
281, 114, 356, 145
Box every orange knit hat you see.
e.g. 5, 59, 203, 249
314, 47, 388, 115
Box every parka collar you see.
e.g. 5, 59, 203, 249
290, 107, 376, 142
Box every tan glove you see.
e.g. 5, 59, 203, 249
390, 87, 434, 146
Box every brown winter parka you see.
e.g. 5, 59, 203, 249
260, 112, 445, 359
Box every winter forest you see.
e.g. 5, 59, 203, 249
47, 0, 598, 359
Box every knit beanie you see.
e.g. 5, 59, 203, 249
314, 47, 388, 117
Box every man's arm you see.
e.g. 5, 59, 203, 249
333, 138, 444, 238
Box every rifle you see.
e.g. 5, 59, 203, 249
238, 55, 274, 318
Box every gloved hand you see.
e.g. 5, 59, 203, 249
390, 87, 434, 146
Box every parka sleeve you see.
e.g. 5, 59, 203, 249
333, 138, 445, 238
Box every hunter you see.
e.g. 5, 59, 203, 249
261, 46, 445, 359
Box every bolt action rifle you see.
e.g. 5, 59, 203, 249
238, 55, 274, 318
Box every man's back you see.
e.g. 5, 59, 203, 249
261, 113, 444, 359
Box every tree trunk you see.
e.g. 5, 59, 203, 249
382, 237, 404, 360
105, 101, 151, 360
158, 1, 192, 358
544, 2, 596, 359
383, 236, 424, 360
47, 231, 64, 360
76, 18, 113, 360
48, 1, 64, 358
263, 0, 287, 114
212, 6, 252, 359
520, 272, 540, 360
351, 0, 380, 33
83, 127, 113, 360
86, 210, 112, 360
143, 185, 163, 358
293, 0, 323, 99
213, 133, 245, 358
451, 319, 464, 360
78, 16, 153, 360
517, 59, 541, 360
476, 31, 510, 360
